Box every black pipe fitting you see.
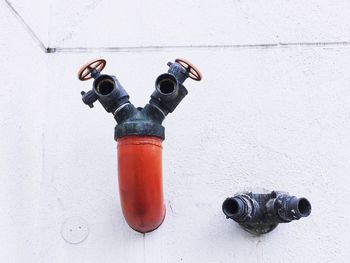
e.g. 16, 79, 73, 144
222, 191, 311, 235
92, 74, 131, 114
154, 73, 179, 101
150, 73, 187, 116
222, 194, 261, 224
266, 193, 311, 222
78, 58, 202, 140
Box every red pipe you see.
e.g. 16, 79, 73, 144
117, 136, 165, 233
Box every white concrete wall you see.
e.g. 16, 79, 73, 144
1, 1, 350, 262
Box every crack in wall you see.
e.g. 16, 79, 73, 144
5, 0, 350, 54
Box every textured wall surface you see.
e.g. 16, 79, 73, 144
1, 1, 350, 262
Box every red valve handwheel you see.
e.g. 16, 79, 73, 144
78, 59, 106, 81
175, 58, 202, 81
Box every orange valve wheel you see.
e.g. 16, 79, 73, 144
175, 58, 202, 81
78, 58, 106, 81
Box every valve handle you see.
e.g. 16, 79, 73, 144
77, 58, 106, 81
175, 58, 202, 81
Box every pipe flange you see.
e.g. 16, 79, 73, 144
240, 222, 279, 235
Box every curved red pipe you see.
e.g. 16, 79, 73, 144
117, 136, 166, 233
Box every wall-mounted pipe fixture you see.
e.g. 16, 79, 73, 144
222, 191, 311, 235
78, 58, 202, 233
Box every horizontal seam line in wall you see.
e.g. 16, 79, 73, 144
50, 42, 350, 53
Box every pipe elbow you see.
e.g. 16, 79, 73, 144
117, 136, 166, 233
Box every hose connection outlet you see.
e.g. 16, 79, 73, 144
222, 191, 311, 235
78, 58, 202, 233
